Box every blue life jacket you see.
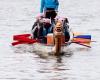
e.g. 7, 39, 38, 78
40, 0, 59, 13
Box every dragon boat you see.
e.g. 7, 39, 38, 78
12, 15, 92, 56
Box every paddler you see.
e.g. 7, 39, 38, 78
40, 0, 59, 38
32, 0, 59, 41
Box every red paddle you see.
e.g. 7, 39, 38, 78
12, 34, 39, 46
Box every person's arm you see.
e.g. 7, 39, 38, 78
40, 0, 45, 13
55, 0, 59, 11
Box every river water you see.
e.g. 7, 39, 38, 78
0, 0, 100, 80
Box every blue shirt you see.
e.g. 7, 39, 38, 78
40, 0, 59, 13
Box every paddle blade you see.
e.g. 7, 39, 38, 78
73, 38, 91, 43
13, 34, 31, 40
74, 35, 91, 39
78, 42, 91, 48
12, 34, 39, 46
72, 35, 91, 48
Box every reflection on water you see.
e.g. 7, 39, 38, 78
10, 43, 73, 80
11, 43, 93, 80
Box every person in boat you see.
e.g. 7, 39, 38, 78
40, 0, 59, 37
32, 0, 59, 40
32, 0, 70, 42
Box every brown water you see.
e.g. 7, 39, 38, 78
0, 0, 100, 80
